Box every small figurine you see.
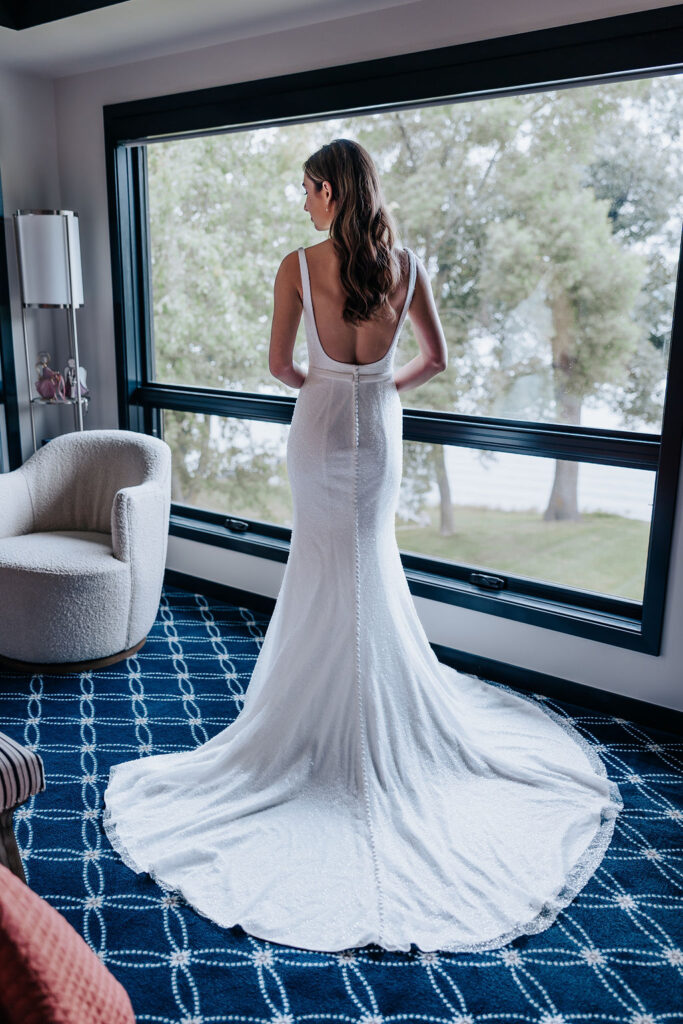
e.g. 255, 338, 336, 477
35, 352, 66, 402
64, 359, 78, 400
35, 351, 50, 373
63, 358, 90, 401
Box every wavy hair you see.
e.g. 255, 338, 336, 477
303, 139, 402, 325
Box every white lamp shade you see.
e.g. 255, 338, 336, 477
15, 211, 84, 307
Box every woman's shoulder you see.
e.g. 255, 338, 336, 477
397, 246, 427, 283
392, 246, 418, 288
392, 244, 418, 272
278, 240, 325, 267
275, 249, 301, 278
305, 240, 331, 253
281, 245, 306, 262
280, 241, 415, 278
273, 250, 306, 301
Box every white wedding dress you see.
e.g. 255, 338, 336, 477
102, 245, 623, 953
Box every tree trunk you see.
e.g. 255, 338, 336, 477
544, 458, 580, 521
434, 445, 456, 535
544, 285, 583, 522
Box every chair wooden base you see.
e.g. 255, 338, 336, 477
0, 637, 147, 675
0, 807, 27, 883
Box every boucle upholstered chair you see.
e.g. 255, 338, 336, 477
0, 429, 171, 672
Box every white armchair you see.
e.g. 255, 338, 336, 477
0, 429, 171, 671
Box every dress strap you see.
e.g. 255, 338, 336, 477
297, 246, 313, 313
398, 249, 417, 334
298, 246, 322, 360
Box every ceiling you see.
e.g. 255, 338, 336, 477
0, 0, 418, 78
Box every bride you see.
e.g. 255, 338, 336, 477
103, 138, 622, 954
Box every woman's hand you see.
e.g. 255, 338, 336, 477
277, 365, 307, 388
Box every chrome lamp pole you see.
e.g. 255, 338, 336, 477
13, 209, 86, 452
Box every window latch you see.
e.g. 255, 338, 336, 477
469, 572, 506, 591
225, 517, 250, 532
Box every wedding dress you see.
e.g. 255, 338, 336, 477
102, 245, 623, 953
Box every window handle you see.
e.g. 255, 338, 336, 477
469, 572, 506, 591
225, 517, 250, 532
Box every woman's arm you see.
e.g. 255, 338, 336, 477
268, 252, 307, 389
394, 255, 448, 393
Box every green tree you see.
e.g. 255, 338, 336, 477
148, 123, 327, 506
348, 87, 666, 525
147, 79, 681, 532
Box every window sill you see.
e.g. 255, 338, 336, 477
169, 507, 650, 654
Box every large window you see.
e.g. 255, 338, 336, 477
105, 6, 683, 654
0, 167, 20, 471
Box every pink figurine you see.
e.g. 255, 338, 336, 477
35, 355, 66, 402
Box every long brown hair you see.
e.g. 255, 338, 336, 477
303, 139, 402, 326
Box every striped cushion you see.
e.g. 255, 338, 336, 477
0, 732, 46, 810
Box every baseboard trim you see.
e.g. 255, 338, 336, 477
429, 643, 683, 736
165, 569, 278, 616
164, 569, 683, 736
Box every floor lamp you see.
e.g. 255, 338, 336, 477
13, 209, 86, 452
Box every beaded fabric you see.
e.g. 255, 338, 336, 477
102, 245, 622, 953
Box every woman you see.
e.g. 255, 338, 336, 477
269, 142, 447, 390
103, 139, 622, 954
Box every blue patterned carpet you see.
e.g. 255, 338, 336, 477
0, 584, 682, 1024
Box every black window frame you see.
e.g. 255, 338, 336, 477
0, 165, 21, 472
103, 3, 683, 656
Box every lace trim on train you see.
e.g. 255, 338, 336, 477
436, 680, 623, 954
102, 760, 239, 934
102, 680, 623, 954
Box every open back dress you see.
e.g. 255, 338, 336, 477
102, 245, 622, 953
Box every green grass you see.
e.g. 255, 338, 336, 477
178, 481, 648, 601
396, 506, 649, 600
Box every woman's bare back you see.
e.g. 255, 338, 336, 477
299, 239, 411, 366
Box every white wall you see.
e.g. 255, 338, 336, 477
0, 68, 60, 224
6, 0, 683, 708
0, 67, 76, 458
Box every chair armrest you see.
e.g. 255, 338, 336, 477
111, 480, 169, 563
0, 470, 34, 540
111, 479, 171, 648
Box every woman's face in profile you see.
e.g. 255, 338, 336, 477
303, 173, 333, 232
